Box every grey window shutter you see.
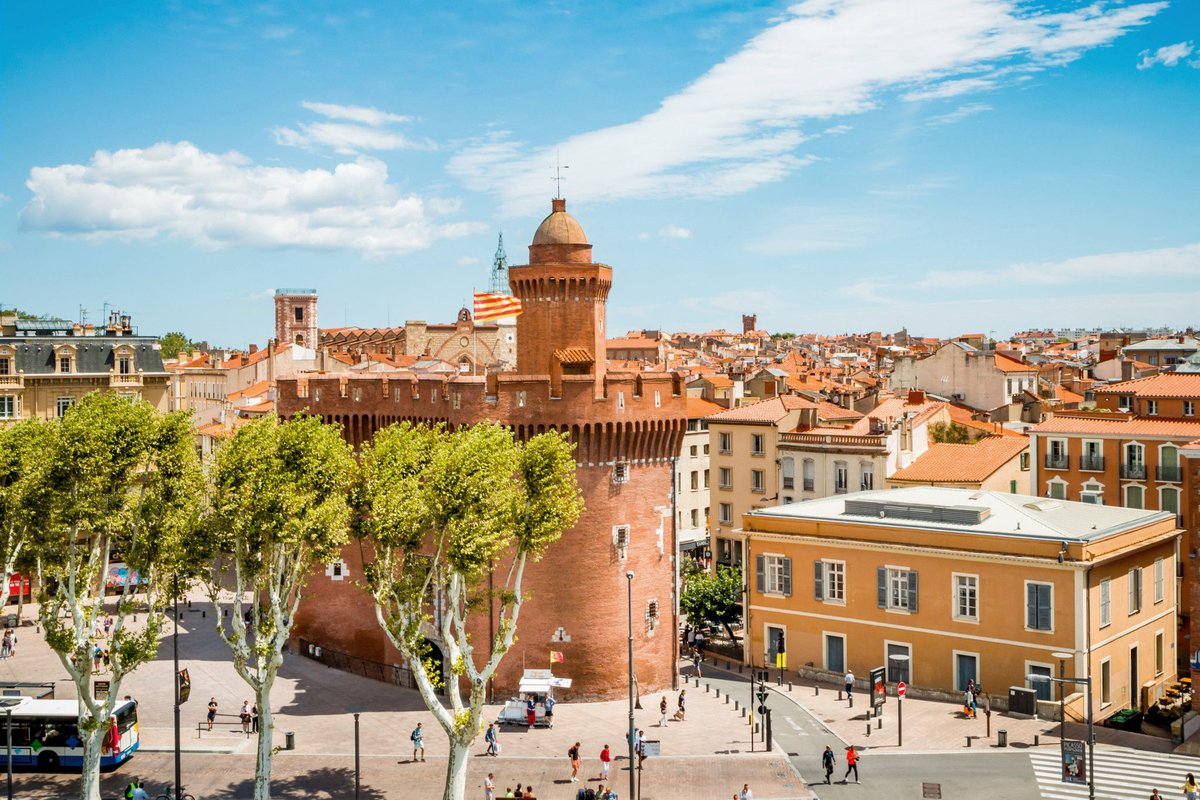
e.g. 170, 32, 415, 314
877, 567, 887, 608
1038, 585, 1051, 630
1025, 583, 1036, 628
756, 554, 765, 594
782, 558, 792, 597
907, 570, 919, 613
814, 560, 824, 600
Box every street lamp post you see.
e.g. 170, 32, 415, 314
173, 572, 182, 800
890, 654, 910, 747
0, 697, 22, 800
1052, 651, 1073, 786
1030, 668, 1095, 800
626, 571, 636, 800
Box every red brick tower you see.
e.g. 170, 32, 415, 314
274, 289, 318, 348
278, 200, 686, 700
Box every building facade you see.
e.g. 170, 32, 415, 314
276, 198, 686, 700
742, 488, 1179, 721
0, 312, 170, 420
676, 397, 723, 562
890, 342, 1038, 411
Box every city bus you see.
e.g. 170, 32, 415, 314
1, 697, 139, 770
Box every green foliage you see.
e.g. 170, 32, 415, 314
0, 420, 56, 577
158, 331, 197, 360
680, 566, 743, 638
928, 421, 972, 444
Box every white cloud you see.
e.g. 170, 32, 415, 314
1137, 41, 1195, 69
19, 141, 482, 257
450, 0, 1164, 213
823, 124, 853, 136
456, 255, 480, 267
262, 25, 295, 40
274, 101, 429, 154
659, 225, 692, 239
921, 242, 1200, 287
925, 102, 993, 126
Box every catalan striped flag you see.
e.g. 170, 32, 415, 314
473, 292, 523, 321
549, 650, 564, 664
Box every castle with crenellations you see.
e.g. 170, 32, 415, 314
276, 198, 686, 699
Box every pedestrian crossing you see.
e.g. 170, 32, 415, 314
1029, 746, 1200, 800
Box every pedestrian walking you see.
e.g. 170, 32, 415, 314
843, 745, 860, 783
1183, 773, 1199, 800
485, 722, 498, 756
673, 689, 687, 721
685, 624, 695, 655
637, 729, 646, 765
1, 630, 10, 659
844, 669, 854, 698
821, 745, 836, 784
599, 743, 611, 780
483, 772, 495, 800
525, 697, 536, 728
206, 697, 218, 731
694, 629, 705, 654
568, 741, 581, 781
411, 722, 426, 762
1149, 789, 1162, 800
659, 695, 668, 726
692, 650, 702, 678
240, 700, 252, 733
544, 694, 555, 728
740, 784, 754, 800
251, 702, 259, 733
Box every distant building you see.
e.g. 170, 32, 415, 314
0, 311, 169, 420
890, 342, 1038, 411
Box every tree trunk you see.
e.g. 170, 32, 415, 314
78, 722, 106, 800
254, 680, 275, 800
443, 738, 471, 800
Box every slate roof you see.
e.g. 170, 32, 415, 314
0, 337, 166, 374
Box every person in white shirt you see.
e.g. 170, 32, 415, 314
740, 784, 754, 800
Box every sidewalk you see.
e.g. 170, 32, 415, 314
692, 651, 1176, 755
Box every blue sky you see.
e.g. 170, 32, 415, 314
2, 0, 1198, 346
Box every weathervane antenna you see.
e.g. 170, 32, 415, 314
553, 150, 569, 198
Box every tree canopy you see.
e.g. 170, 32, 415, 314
158, 331, 198, 360
681, 566, 743, 641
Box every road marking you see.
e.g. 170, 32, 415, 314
1028, 747, 1200, 800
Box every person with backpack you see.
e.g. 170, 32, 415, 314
411, 722, 425, 762
821, 745, 836, 784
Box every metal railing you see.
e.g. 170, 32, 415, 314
1157, 466, 1182, 482
803, 478, 814, 491
1120, 463, 1146, 480
1079, 456, 1104, 472
1044, 455, 1069, 470
782, 478, 794, 490
298, 638, 421, 692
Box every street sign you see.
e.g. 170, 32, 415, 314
93, 680, 110, 701
178, 668, 191, 704
897, 681, 907, 698
756, 690, 767, 704
642, 740, 660, 758
1062, 740, 1086, 785
757, 704, 767, 715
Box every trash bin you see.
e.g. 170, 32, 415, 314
997, 729, 1007, 747
285, 731, 295, 750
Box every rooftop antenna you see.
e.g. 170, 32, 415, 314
553, 150, 568, 199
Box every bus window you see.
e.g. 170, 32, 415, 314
39, 720, 78, 748
116, 703, 138, 735
9, 721, 32, 747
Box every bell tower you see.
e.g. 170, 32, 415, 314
509, 198, 611, 394
274, 288, 319, 349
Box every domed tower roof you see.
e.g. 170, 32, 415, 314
532, 198, 588, 245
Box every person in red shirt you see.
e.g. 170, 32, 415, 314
599, 744, 612, 781
843, 745, 860, 784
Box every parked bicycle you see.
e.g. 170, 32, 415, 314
154, 787, 196, 800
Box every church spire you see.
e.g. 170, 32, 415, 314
489, 232, 509, 294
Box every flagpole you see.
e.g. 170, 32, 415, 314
472, 288, 479, 376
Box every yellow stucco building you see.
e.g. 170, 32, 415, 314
742, 487, 1178, 720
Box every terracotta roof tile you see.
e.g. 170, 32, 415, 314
888, 436, 1030, 483
706, 395, 817, 423
1095, 373, 1200, 398
1032, 416, 1200, 438
554, 348, 594, 365
994, 353, 1037, 373
687, 397, 726, 418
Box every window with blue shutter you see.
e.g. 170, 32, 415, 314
1026, 582, 1052, 630
877, 568, 887, 608
755, 554, 765, 594
814, 560, 824, 600
781, 557, 792, 596
907, 570, 918, 613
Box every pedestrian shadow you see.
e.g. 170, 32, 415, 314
205, 766, 388, 799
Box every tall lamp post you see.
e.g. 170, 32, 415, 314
890, 654, 910, 747
1030, 666, 1095, 800
1, 697, 22, 800
626, 571, 636, 800
1051, 651, 1073, 782
173, 573, 182, 800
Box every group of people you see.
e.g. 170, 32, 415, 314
203, 696, 259, 734
657, 690, 686, 725
0, 628, 16, 659
485, 776, 540, 799
820, 744, 860, 784
962, 678, 982, 718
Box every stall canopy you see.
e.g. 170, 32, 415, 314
518, 669, 572, 693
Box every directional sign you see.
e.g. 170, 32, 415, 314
897, 681, 907, 698
756, 690, 768, 704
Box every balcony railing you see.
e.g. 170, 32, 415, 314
1079, 456, 1104, 472
803, 478, 814, 492
1044, 455, 1069, 470
782, 477, 794, 490
109, 372, 143, 387
1157, 466, 1182, 482
834, 484, 848, 495
0, 374, 23, 388
1120, 463, 1146, 480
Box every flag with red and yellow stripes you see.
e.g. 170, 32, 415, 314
473, 292, 523, 321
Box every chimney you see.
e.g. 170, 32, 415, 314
907, 389, 926, 405
249, 344, 259, 355
1121, 358, 1135, 382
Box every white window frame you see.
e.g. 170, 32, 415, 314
56, 396, 75, 418
0, 396, 15, 420
1124, 484, 1145, 509
719, 432, 732, 453
1025, 660, 1055, 701
1080, 480, 1104, 505
1081, 439, 1103, 471
1154, 557, 1165, 604
1146, 399, 1158, 416
750, 433, 765, 456
763, 554, 788, 595
612, 525, 630, 559
821, 560, 845, 603
952, 573, 979, 623
1185, 400, 1195, 417
1025, 580, 1054, 632
1128, 566, 1142, 615
718, 503, 732, 525
1160, 486, 1180, 520
750, 469, 765, 494
1046, 477, 1067, 500
1155, 629, 1165, 676
1100, 657, 1112, 707
1099, 577, 1111, 628
860, 462, 874, 491
887, 567, 912, 611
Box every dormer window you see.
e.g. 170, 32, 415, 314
59, 356, 72, 373
0, 357, 9, 375
53, 344, 77, 374
118, 355, 132, 375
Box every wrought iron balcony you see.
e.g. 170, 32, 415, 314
1120, 463, 1146, 480
1044, 455, 1069, 470
1157, 465, 1182, 482
1079, 456, 1104, 472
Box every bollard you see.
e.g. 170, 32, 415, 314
741, 708, 746, 718
1034, 735, 1039, 746
734, 701, 739, 711
202, 610, 206, 618
788, 682, 793, 692
866, 724, 871, 737
715, 688, 720, 699
738, 664, 743, 674
849, 695, 853, 709
837, 690, 843, 701
815, 685, 819, 696
725, 695, 730, 705
877, 717, 882, 730
285, 731, 295, 750
997, 729, 1007, 748
187, 599, 192, 608
966, 736, 972, 748
705, 683, 710, 693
